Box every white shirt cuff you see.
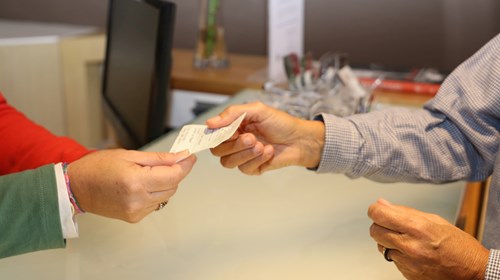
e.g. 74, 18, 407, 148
54, 163, 79, 239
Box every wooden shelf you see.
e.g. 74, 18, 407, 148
171, 49, 268, 95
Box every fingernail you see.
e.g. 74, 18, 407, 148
176, 150, 190, 156
210, 116, 221, 123
379, 198, 392, 206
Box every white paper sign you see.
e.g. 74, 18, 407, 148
170, 113, 247, 155
268, 0, 304, 82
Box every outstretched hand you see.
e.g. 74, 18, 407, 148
206, 102, 325, 175
68, 149, 196, 223
368, 199, 489, 280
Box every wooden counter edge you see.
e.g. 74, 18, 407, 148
455, 181, 487, 238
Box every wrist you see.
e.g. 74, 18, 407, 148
470, 247, 489, 280
62, 162, 85, 214
297, 119, 325, 169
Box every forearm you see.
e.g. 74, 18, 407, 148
0, 165, 65, 258
317, 108, 478, 183
316, 34, 499, 184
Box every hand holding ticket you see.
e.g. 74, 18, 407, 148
170, 113, 246, 157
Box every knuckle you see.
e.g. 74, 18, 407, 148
367, 205, 375, 218
405, 242, 425, 259
367, 204, 382, 219
225, 105, 239, 116
220, 157, 236, 169
401, 237, 437, 262
123, 181, 142, 195
122, 201, 144, 219
124, 215, 143, 224
119, 173, 140, 193
238, 165, 258, 176
123, 203, 138, 215
154, 152, 167, 162
411, 220, 428, 233
428, 213, 447, 224
166, 171, 184, 185
254, 101, 266, 110
369, 223, 377, 238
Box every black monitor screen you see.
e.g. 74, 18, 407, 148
103, 0, 175, 148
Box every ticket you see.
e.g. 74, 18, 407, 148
170, 113, 246, 159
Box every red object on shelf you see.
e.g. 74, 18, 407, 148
359, 77, 441, 96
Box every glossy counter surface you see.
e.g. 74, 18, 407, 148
0, 90, 465, 280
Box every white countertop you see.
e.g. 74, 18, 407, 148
0, 90, 466, 279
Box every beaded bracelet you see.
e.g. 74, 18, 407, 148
62, 162, 85, 214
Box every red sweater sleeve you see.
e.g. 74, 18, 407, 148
0, 93, 92, 175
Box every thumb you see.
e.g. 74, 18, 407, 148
132, 150, 191, 166
206, 106, 247, 129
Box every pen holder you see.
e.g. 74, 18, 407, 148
261, 79, 379, 120
193, 0, 230, 69
309, 84, 370, 118
260, 82, 322, 119
261, 52, 382, 119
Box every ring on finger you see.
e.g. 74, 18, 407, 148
156, 200, 169, 211
383, 247, 393, 262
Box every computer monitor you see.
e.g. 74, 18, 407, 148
102, 0, 176, 149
